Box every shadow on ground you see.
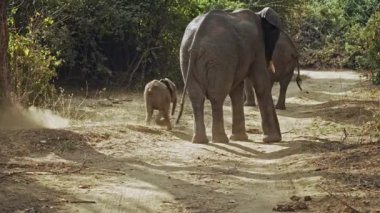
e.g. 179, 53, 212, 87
0, 128, 101, 212
1, 125, 378, 212
277, 100, 378, 126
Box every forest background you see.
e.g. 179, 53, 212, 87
5, 0, 380, 107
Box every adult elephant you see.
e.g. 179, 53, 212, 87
244, 32, 302, 109
176, 8, 283, 143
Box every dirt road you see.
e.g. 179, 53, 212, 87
0, 70, 379, 212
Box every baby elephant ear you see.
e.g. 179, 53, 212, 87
256, 7, 284, 31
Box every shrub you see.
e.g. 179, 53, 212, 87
363, 11, 380, 84
297, 0, 379, 83
8, 11, 60, 106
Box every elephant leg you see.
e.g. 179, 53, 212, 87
229, 82, 248, 141
188, 84, 208, 144
250, 63, 281, 143
160, 109, 172, 131
244, 78, 256, 106
145, 104, 153, 125
155, 111, 164, 126
210, 99, 229, 143
276, 75, 292, 110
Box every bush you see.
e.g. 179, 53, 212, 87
10, 0, 307, 89
297, 0, 380, 84
363, 11, 380, 84
8, 11, 60, 106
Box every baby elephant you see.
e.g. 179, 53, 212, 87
144, 78, 177, 130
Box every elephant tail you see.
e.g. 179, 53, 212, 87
295, 59, 302, 91
176, 51, 196, 124
175, 92, 185, 124
172, 97, 177, 116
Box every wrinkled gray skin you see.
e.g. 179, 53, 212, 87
177, 8, 282, 143
144, 78, 177, 130
244, 32, 302, 109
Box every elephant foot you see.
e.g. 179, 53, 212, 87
212, 133, 229, 143
263, 134, 282, 143
244, 101, 256, 107
275, 104, 286, 110
192, 134, 209, 144
230, 133, 249, 141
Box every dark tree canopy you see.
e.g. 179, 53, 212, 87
0, 0, 10, 105
3, 0, 379, 104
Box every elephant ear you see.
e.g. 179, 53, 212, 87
256, 7, 283, 65
256, 7, 284, 30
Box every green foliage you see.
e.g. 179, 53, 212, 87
9, 0, 307, 89
298, 0, 380, 84
362, 11, 380, 84
298, 0, 347, 67
9, 0, 378, 92
8, 11, 60, 106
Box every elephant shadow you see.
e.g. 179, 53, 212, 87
205, 136, 358, 160
278, 99, 377, 127
267, 76, 377, 127
171, 129, 194, 141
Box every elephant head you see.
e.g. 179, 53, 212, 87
160, 78, 177, 115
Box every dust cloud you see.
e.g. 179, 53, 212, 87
0, 104, 69, 129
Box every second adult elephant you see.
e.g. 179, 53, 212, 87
244, 32, 302, 109
176, 8, 283, 143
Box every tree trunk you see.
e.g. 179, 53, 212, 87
0, 0, 10, 106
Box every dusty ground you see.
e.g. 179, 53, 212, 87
0, 70, 379, 213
